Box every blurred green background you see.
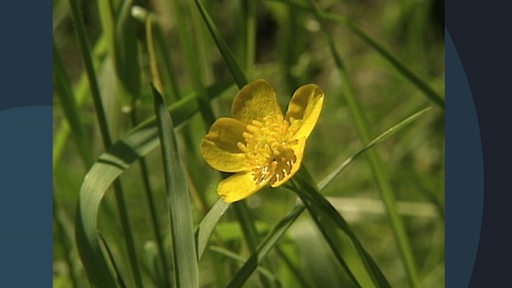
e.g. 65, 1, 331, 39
53, 0, 444, 287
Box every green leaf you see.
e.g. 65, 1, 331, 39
196, 199, 231, 259
195, 0, 248, 88
153, 87, 199, 287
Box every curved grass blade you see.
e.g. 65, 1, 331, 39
196, 199, 231, 259
75, 82, 229, 288
318, 106, 432, 190
68, 0, 143, 285
153, 87, 198, 287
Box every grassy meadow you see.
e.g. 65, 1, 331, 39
53, 0, 444, 287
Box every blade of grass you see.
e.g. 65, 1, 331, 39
318, 107, 432, 190
75, 82, 228, 288
153, 86, 199, 287
275, 246, 310, 288
53, 35, 107, 170
68, 0, 143, 286
267, 0, 444, 108
194, 0, 248, 88
53, 41, 93, 168
126, 113, 173, 287
196, 199, 231, 259
241, 0, 256, 73
306, 1, 421, 286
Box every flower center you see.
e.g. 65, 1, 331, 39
237, 115, 297, 186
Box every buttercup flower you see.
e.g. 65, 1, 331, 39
200, 79, 324, 203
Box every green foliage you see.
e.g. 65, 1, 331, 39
53, 0, 444, 287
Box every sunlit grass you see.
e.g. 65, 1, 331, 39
53, 0, 444, 287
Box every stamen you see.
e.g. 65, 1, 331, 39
242, 116, 297, 186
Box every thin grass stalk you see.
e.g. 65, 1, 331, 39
53, 35, 107, 167
275, 246, 309, 288
129, 99, 172, 287
153, 87, 199, 287
194, 0, 248, 88
67, 0, 143, 286
227, 203, 306, 287
293, 193, 362, 287
209, 246, 280, 285
306, 1, 421, 287
53, 41, 93, 168
242, 0, 257, 73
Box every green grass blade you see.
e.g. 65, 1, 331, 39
241, 0, 256, 73
53, 41, 93, 168
195, 0, 248, 88
153, 87, 199, 287
318, 107, 432, 190
53, 35, 107, 169
196, 199, 231, 259
227, 203, 305, 288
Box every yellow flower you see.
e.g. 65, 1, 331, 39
200, 79, 324, 203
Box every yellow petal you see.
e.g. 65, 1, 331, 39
231, 79, 284, 124
218, 171, 267, 203
285, 84, 324, 139
200, 118, 248, 173
270, 138, 306, 187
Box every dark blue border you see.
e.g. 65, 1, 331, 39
447, 0, 512, 286
445, 31, 483, 287
0, 0, 53, 286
